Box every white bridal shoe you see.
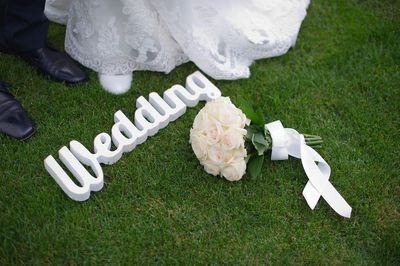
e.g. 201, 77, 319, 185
98, 73, 133, 95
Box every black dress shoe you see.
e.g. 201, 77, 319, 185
0, 82, 35, 140
18, 44, 88, 85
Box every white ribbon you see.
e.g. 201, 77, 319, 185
265, 121, 352, 218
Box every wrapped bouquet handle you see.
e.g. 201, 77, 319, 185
266, 121, 352, 218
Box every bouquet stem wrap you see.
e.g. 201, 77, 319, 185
266, 121, 352, 218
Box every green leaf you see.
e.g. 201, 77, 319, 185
251, 112, 265, 126
245, 126, 257, 141
248, 154, 264, 179
252, 132, 269, 155
236, 98, 265, 126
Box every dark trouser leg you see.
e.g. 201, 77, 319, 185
0, 0, 87, 85
0, 0, 6, 24
0, 0, 48, 52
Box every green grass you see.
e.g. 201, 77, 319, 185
1, 0, 399, 264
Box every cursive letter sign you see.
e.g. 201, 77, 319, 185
44, 71, 221, 201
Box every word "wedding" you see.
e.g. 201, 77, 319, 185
44, 71, 221, 201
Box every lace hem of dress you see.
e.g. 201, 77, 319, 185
52, 0, 311, 80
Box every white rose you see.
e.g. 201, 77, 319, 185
207, 144, 225, 166
193, 109, 208, 132
221, 158, 247, 181
221, 147, 247, 166
235, 146, 248, 159
214, 98, 238, 126
218, 98, 249, 128
205, 117, 223, 145
238, 110, 251, 127
230, 108, 250, 128
189, 129, 208, 161
203, 97, 248, 128
202, 160, 220, 176
220, 128, 246, 151
221, 150, 236, 165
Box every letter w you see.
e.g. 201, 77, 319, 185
44, 141, 104, 201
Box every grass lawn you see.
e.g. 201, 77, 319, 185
1, 0, 399, 264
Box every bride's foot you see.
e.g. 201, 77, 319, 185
98, 73, 133, 95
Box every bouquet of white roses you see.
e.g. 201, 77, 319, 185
189, 97, 249, 181
190, 96, 352, 218
190, 97, 322, 181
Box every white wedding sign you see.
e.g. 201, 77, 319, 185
44, 71, 221, 201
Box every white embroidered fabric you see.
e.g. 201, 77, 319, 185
45, 0, 310, 80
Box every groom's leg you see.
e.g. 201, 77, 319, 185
0, 0, 87, 85
0, 0, 48, 52
0, 0, 6, 24
0, 0, 35, 141
0, 0, 87, 84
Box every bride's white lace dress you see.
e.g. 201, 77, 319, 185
45, 0, 310, 93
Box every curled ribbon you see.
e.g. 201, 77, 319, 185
265, 121, 352, 218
